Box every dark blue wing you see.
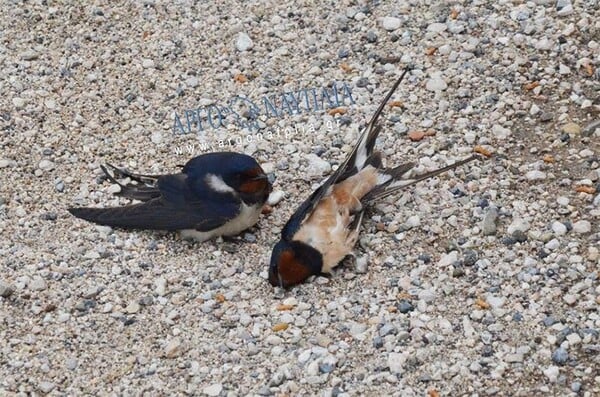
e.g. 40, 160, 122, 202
69, 172, 241, 231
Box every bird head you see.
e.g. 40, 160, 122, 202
190, 152, 272, 205
229, 163, 272, 205
268, 240, 323, 288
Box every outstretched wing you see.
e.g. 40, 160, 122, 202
281, 68, 411, 240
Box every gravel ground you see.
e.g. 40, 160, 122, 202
1, 0, 599, 396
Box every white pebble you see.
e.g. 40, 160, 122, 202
405, 215, 420, 229
427, 22, 447, 33
530, 104, 540, 115
426, 77, 447, 92
572, 220, 591, 234
551, 221, 567, 236
438, 251, 458, 267
203, 384, 223, 396
0, 159, 16, 168
141, 59, 155, 68
492, 124, 511, 140
236, 32, 253, 51
29, 276, 47, 291
388, 352, 408, 374
38, 159, 55, 171
545, 239, 560, 250
526, 170, 546, 181
38, 381, 55, 393
558, 64, 570, 75
382, 16, 401, 31
556, 197, 569, 206
267, 190, 285, 206
507, 219, 530, 234
486, 295, 505, 309
563, 294, 577, 305
305, 154, 331, 176
355, 255, 368, 274
12, 97, 25, 108
543, 366, 560, 382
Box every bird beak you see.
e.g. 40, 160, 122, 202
252, 174, 267, 180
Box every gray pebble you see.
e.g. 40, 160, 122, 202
66, 358, 78, 370
29, 276, 47, 291
55, 180, 65, 192
0, 280, 14, 297
397, 300, 414, 313
482, 207, 498, 236
319, 361, 336, 374
526, 170, 546, 181
373, 336, 383, 349
511, 230, 527, 243
463, 250, 478, 266
551, 347, 568, 365
366, 31, 378, 43
379, 323, 397, 337
38, 381, 55, 394
356, 77, 369, 88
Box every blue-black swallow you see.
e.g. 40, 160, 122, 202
69, 152, 272, 241
268, 69, 480, 287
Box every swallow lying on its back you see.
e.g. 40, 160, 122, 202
69, 152, 272, 241
268, 69, 480, 288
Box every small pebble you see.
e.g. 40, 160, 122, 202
526, 170, 546, 181
38, 381, 55, 394
543, 366, 560, 383
551, 221, 567, 236
164, 338, 182, 358
382, 16, 401, 31
426, 76, 448, 92
482, 207, 498, 236
397, 300, 414, 313
38, 159, 55, 171
203, 383, 223, 397
562, 122, 581, 135
0, 280, 14, 297
236, 32, 253, 51
552, 347, 568, 365
29, 276, 47, 291
572, 220, 591, 234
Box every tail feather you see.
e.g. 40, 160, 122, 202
364, 155, 480, 203
101, 164, 162, 202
